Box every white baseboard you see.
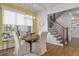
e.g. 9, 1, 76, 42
0, 44, 15, 50
47, 42, 63, 46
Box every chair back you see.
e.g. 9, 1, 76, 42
40, 32, 48, 42
12, 31, 20, 55
37, 32, 48, 55
13, 31, 30, 56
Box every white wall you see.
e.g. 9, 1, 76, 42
69, 9, 79, 38
37, 10, 48, 32
56, 9, 79, 40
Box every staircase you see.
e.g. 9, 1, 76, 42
48, 24, 63, 46
48, 14, 69, 46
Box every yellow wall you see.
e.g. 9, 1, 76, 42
0, 6, 3, 46
0, 3, 38, 46
33, 17, 38, 33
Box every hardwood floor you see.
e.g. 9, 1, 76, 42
1, 38, 79, 56
43, 38, 79, 56
0, 48, 14, 56
70, 38, 79, 48
43, 43, 79, 56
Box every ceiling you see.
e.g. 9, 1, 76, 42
15, 3, 79, 14
15, 3, 62, 13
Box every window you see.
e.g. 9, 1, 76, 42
3, 9, 16, 25
3, 9, 33, 33
25, 15, 33, 26
16, 13, 25, 25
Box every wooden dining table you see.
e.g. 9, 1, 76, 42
22, 34, 39, 53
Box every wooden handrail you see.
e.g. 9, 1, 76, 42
49, 19, 69, 46
49, 19, 55, 24
55, 21, 65, 29
49, 18, 65, 29
55, 21, 69, 46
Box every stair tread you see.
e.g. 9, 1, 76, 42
53, 35, 61, 37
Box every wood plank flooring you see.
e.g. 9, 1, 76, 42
43, 38, 79, 56
43, 43, 79, 56
0, 48, 14, 56
70, 38, 79, 48
1, 38, 79, 56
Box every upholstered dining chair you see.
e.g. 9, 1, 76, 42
32, 32, 48, 55
13, 31, 30, 56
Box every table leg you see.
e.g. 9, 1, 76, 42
27, 41, 32, 53
30, 42, 32, 53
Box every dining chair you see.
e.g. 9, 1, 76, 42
13, 31, 30, 56
32, 32, 48, 55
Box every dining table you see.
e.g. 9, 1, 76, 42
22, 33, 39, 53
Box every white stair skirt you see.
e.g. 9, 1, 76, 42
47, 34, 63, 46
